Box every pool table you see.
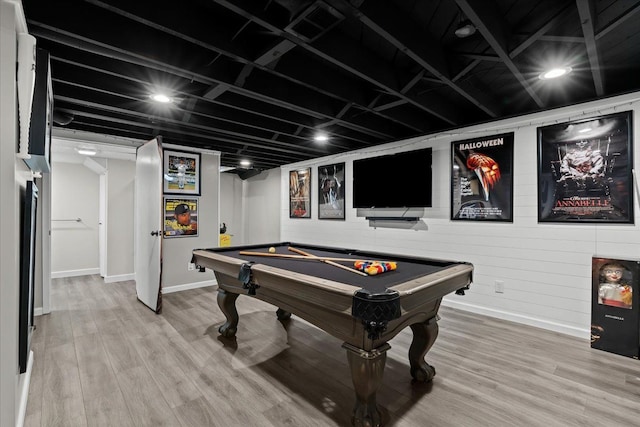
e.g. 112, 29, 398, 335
192, 242, 473, 427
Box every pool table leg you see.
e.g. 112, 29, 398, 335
217, 289, 239, 337
276, 308, 291, 320
408, 317, 438, 382
343, 342, 390, 427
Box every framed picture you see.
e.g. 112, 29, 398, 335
289, 168, 311, 218
318, 162, 345, 220
451, 133, 514, 221
537, 111, 633, 223
163, 197, 199, 238
163, 149, 201, 195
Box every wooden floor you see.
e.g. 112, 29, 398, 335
25, 275, 640, 427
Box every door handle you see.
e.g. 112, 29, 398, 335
150, 230, 161, 236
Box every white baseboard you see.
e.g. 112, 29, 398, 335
51, 268, 100, 278
16, 350, 34, 427
442, 299, 590, 340
162, 279, 217, 294
104, 273, 135, 283
34, 307, 43, 316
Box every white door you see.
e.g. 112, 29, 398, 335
135, 137, 163, 312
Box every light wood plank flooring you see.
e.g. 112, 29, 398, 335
25, 275, 640, 426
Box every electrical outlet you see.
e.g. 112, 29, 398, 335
495, 280, 504, 293
188, 262, 195, 271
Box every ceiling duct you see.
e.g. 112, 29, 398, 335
237, 169, 262, 180
53, 109, 74, 125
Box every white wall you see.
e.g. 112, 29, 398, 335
50, 162, 100, 276
1, 1, 34, 425
273, 92, 640, 340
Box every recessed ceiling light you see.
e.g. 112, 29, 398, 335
539, 67, 572, 80
454, 21, 476, 38
314, 133, 328, 142
150, 93, 173, 103
76, 147, 97, 156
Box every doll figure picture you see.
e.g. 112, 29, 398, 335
598, 263, 633, 309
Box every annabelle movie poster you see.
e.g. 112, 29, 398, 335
537, 111, 633, 223
451, 133, 514, 221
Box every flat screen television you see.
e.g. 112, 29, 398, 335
353, 148, 432, 208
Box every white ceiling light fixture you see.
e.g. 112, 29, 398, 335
454, 20, 476, 38
150, 93, 173, 103
314, 133, 329, 142
239, 159, 251, 167
76, 147, 97, 156
539, 67, 572, 80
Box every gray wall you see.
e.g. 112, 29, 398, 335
49, 156, 136, 281
106, 159, 135, 278
218, 169, 281, 246
50, 162, 100, 276
244, 168, 281, 244
219, 172, 244, 245
161, 151, 220, 290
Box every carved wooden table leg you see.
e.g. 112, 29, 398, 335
408, 316, 438, 381
217, 289, 239, 337
343, 342, 390, 427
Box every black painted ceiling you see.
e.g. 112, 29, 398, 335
22, 0, 640, 172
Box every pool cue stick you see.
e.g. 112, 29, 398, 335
237, 251, 396, 264
287, 246, 369, 277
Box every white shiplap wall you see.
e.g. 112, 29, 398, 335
279, 91, 640, 340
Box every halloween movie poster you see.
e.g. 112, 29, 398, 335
451, 133, 514, 221
537, 111, 633, 223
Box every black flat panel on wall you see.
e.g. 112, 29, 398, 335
19, 181, 38, 373
353, 148, 432, 209
24, 48, 52, 173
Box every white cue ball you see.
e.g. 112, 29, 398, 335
268, 247, 276, 253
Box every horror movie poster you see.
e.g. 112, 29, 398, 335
537, 111, 634, 223
451, 133, 514, 221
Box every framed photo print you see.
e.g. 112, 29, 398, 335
289, 167, 311, 218
163, 149, 201, 195
163, 197, 199, 238
451, 133, 514, 221
537, 111, 633, 223
318, 162, 345, 220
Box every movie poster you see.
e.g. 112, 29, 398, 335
537, 111, 633, 223
318, 162, 345, 220
451, 133, 514, 221
289, 168, 311, 218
